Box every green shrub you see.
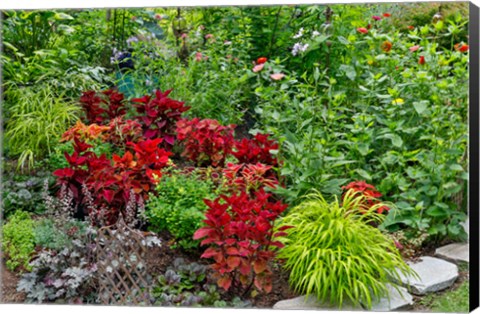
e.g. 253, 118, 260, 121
2, 211, 36, 271
275, 190, 415, 309
146, 169, 223, 250
4, 84, 80, 170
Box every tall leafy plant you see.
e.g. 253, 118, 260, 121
4, 85, 80, 170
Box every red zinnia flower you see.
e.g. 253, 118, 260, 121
357, 27, 368, 34
383, 13, 391, 17
408, 25, 415, 30
419, 55, 426, 65
257, 57, 268, 64
455, 43, 469, 52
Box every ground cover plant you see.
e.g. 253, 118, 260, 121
1, 2, 470, 311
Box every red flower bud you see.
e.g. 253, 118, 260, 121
418, 56, 425, 65
256, 57, 268, 64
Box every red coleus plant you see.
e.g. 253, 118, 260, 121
105, 117, 144, 149
193, 188, 289, 294
233, 133, 279, 166
79, 89, 127, 125
223, 163, 279, 195
54, 135, 171, 225
176, 118, 236, 167
341, 181, 389, 214
132, 89, 190, 146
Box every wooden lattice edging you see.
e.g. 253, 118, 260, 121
97, 217, 151, 306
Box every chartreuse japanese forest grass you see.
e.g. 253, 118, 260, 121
275, 190, 416, 309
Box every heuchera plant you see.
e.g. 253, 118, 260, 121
233, 134, 279, 167
341, 181, 390, 214
132, 89, 191, 146
176, 118, 236, 167
193, 189, 288, 294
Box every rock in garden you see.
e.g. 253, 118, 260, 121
435, 243, 469, 264
273, 295, 363, 311
395, 256, 458, 295
369, 284, 413, 311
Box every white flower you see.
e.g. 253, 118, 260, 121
291, 42, 309, 56
293, 27, 304, 39
312, 30, 320, 37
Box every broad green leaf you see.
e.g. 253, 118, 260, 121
413, 101, 428, 115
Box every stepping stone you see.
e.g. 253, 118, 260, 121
273, 295, 363, 311
435, 243, 469, 264
395, 256, 458, 295
370, 284, 413, 312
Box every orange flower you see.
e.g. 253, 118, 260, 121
381, 41, 392, 52
256, 57, 268, 64
357, 27, 368, 34
408, 25, 415, 30
383, 13, 391, 17
418, 56, 426, 65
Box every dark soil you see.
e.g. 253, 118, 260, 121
0, 255, 26, 303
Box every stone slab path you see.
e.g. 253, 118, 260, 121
395, 256, 458, 295
435, 243, 469, 264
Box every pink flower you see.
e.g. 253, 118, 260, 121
409, 45, 420, 52
372, 15, 382, 21
195, 52, 203, 62
205, 34, 214, 39
270, 73, 285, 81
181, 33, 188, 39
154, 13, 162, 20
357, 27, 368, 34
253, 63, 265, 73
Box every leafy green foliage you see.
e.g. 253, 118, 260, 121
152, 258, 250, 307
275, 191, 416, 309
2, 211, 36, 272
253, 6, 468, 243
4, 85, 80, 169
146, 169, 223, 250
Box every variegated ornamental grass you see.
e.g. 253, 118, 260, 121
276, 190, 417, 309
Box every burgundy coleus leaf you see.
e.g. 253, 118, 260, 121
217, 276, 232, 291
193, 227, 211, 240
53, 168, 75, 178
103, 190, 115, 203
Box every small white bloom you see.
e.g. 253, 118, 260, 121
312, 30, 320, 37
293, 27, 304, 39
